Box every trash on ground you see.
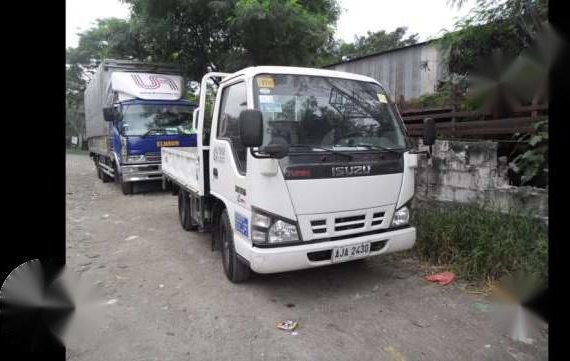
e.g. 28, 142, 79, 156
101, 214, 110, 219
384, 345, 406, 361
484, 344, 491, 348
125, 235, 139, 241
424, 271, 455, 285
276, 320, 298, 331
412, 320, 431, 328
159, 284, 164, 288
291, 331, 299, 336
106, 299, 117, 305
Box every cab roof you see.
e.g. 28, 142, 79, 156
220, 66, 380, 86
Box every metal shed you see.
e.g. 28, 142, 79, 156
323, 41, 447, 103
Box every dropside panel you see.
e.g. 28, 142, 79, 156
161, 147, 204, 195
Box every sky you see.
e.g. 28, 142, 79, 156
66, 0, 474, 48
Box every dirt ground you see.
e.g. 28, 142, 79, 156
66, 153, 547, 361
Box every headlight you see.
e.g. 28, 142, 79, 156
127, 155, 146, 163
268, 220, 299, 243
391, 206, 410, 227
251, 208, 300, 245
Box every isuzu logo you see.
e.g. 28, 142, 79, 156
331, 165, 372, 177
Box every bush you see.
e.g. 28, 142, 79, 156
412, 202, 548, 283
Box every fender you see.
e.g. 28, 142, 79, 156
111, 151, 121, 175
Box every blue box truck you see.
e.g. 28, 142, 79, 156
85, 59, 197, 194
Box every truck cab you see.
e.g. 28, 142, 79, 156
106, 97, 196, 193
85, 59, 197, 194
162, 66, 435, 282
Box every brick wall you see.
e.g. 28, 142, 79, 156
413, 140, 548, 220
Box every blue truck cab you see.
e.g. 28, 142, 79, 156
85, 59, 197, 194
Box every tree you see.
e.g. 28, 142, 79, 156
66, 64, 87, 147
121, 0, 340, 80
66, 18, 147, 67
229, 0, 340, 67
440, 0, 548, 75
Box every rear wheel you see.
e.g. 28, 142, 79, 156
219, 210, 250, 283
178, 189, 198, 231
99, 165, 112, 183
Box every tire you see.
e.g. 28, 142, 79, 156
178, 189, 198, 231
120, 174, 133, 195
99, 165, 112, 183
101, 171, 112, 183
219, 210, 250, 283
97, 166, 103, 180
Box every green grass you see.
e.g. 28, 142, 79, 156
66, 147, 88, 155
411, 201, 548, 283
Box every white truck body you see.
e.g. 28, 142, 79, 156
162, 66, 419, 281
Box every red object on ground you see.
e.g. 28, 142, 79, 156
425, 272, 455, 285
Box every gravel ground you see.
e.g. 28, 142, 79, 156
66, 153, 547, 361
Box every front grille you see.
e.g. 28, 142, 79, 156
371, 212, 385, 227
306, 207, 392, 239
311, 219, 327, 234
307, 250, 332, 261
335, 214, 365, 232
370, 240, 388, 252
145, 152, 161, 162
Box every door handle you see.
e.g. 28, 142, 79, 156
213, 168, 218, 178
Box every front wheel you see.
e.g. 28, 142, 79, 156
120, 174, 133, 195
219, 210, 250, 283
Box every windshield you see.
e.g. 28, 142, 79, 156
121, 104, 194, 137
254, 74, 407, 151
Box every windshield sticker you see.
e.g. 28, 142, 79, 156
259, 88, 271, 94
256, 77, 275, 88
259, 95, 274, 103
377, 93, 388, 103
235, 212, 249, 237
260, 103, 282, 113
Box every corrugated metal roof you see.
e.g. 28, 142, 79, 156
322, 39, 437, 68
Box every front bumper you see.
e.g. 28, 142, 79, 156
121, 163, 163, 182
234, 226, 416, 274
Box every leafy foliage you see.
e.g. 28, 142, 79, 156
412, 202, 548, 283
439, 0, 548, 75
510, 120, 548, 187
118, 0, 340, 79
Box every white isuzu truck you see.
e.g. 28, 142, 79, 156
162, 66, 435, 282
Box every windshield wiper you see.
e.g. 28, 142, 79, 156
289, 144, 353, 160
349, 144, 408, 154
140, 128, 165, 138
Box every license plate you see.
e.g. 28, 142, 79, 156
331, 242, 371, 263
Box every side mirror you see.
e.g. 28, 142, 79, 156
423, 117, 436, 146
103, 107, 114, 122
259, 138, 289, 159
239, 109, 263, 147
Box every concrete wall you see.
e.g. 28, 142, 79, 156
325, 42, 446, 102
413, 140, 548, 220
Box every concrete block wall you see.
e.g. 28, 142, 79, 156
413, 140, 548, 220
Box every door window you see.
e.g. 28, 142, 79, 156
217, 82, 248, 172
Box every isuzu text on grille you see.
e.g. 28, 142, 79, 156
331, 165, 372, 177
